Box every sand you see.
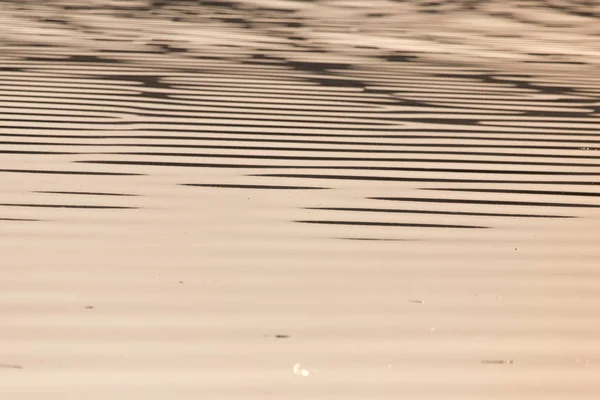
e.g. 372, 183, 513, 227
1, 1, 600, 399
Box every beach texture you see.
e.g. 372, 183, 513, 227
1, 0, 600, 398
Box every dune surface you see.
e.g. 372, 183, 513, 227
1, 1, 600, 399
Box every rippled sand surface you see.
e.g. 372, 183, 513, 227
2, 1, 600, 398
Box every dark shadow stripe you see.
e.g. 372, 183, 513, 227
252, 173, 600, 185
76, 160, 280, 168
3, 134, 600, 151
102, 152, 600, 167
5, 126, 600, 138
0, 102, 389, 116
295, 220, 487, 229
0, 217, 40, 221
307, 207, 572, 219
88, 132, 600, 143
0, 169, 142, 176
138, 130, 600, 145
0, 204, 138, 209
425, 188, 600, 197
479, 124, 599, 132
338, 237, 416, 241
129, 139, 600, 151
182, 184, 327, 190
35, 191, 138, 197
5, 140, 598, 161
92, 145, 600, 161
0, 120, 396, 129
405, 128, 600, 137
524, 61, 587, 64
0, 117, 391, 127
370, 197, 600, 208
78, 161, 600, 175
0, 150, 74, 155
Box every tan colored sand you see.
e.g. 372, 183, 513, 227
2, 1, 600, 399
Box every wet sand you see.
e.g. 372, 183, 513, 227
1, 1, 600, 399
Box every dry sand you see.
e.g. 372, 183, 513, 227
1, 1, 600, 399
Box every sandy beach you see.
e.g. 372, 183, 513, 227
1, 1, 600, 398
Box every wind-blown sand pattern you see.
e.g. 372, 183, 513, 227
1, 0, 600, 399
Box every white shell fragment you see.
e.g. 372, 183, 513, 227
292, 363, 312, 377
